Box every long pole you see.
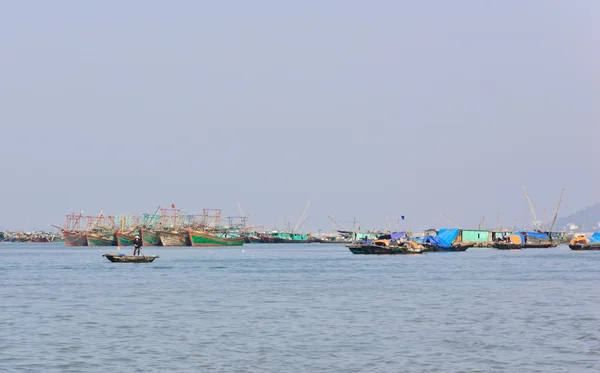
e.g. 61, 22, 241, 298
522, 185, 539, 230
548, 189, 565, 233
294, 200, 310, 233
437, 213, 461, 229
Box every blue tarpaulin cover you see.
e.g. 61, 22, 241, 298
590, 232, 600, 243
422, 228, 459, 249
436, 228, 460, 246
390, 232, 407, 241
523, 231, 549, 239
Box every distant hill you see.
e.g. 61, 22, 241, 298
554, 203, 600, 232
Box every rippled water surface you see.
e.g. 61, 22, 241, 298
1, 243, 599, 372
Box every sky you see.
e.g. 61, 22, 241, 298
1, 1, 598, 233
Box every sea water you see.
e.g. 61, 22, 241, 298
1, 243, 599, 372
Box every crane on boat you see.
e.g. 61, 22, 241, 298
548, 188, 565, 233
522, 185, 542, 231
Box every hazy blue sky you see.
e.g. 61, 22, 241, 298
1, 1, 598, 232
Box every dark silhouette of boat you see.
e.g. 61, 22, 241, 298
347, 232, 423, 254
568, 233, 600, 250
103, 253, 159, 263
492, 242, 522, 250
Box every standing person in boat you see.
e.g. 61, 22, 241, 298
133, 235, 142, 256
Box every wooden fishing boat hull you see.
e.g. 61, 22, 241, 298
259, 235, 277, 243
243, 236, 263, 244
115, 232, 136, 246
140, 228, 161, 246
347, 244, 422, 255
86, 234, 116, 246
63, 231, 88, 246
422, 242, 474, 252
569, 244, 600, 251
189, 231, 244, 247
157, 231, 189, 246
103, 253, 159, 263
272, 237, 311, 243
493, 243, 523, 250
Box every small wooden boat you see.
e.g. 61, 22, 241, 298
103, 253, 159, 263
569, 243, 600, 251
492, 243, 522, 250
422, 242, 475, 252
568, 233, 600, 251
347, 243, 423, 255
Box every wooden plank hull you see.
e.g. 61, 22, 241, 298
140, 228, 161, 246
493, 243, 522, 250
259, 235, 277, 243
346, 244, 422, 255
86, 234, 116, 246
63, 231, 88, 246
157, 231, 189, 246
422, 242, 474, 252
243, 236, 263, 244
272, 237, 310, 243
103, 253, 159, 263
189, 231, 244, 247
115, 232, 136, 246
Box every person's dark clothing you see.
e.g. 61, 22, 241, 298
133, 237, 142, 255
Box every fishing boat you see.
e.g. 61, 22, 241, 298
548, 231, 572, 246
242, 231, 264, 243
347, 241, 423, 255
419, 228, 474, 252
492, 242, 523, 250
569, 233, 600, 251
347, 243, 422, 255
310, 235, 351, 244
63, 231, 88, 246
260, 231, 311, 243
86, 232, 116, 246
115, 231, 136, 246
188, 230, 244, 247
157, 230, 189, 246
259, 234, 277, 243
519, 231, 552, 249
491, 232, 523, 250
57, 213, 87, 246
347, 232, 423, 255
118, 228, 160, 246
244, 235, 263, 244
141, 227, 161, 246
103, 253, 159, 263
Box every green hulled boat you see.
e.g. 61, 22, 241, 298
188, 230, 244, 247
141, 228, 161, 246
86, 232, 116, 246
115, 231, 136, 246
